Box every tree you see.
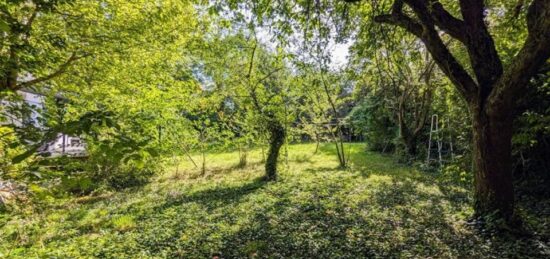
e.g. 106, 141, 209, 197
298, 66, 351, 167
350, 33, 437, 159
21, 0, 203, 178
189, 27, 297, 180
1, 0, 89, 93
217, 0, 550, 221
342, 0, 550, 221
244, 44, 292, 180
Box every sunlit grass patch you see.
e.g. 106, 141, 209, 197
0, 143, 547, 258
112, 215, 136, 232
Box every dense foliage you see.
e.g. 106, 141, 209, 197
1, 0, 549, 257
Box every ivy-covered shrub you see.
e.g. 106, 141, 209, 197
0, 123, 37, 182
0, 180, 27, 212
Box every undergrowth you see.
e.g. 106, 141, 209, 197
0, 143, 548, 258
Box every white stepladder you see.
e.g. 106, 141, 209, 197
426, 115, 454, 167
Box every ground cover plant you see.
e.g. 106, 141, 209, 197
1, 0, 550, 258
1, 144, 548, 258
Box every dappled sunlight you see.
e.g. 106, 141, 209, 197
2, 0, 549, 257
0, 144, 545, 257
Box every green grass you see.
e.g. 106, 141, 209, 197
0, 143, 548, 258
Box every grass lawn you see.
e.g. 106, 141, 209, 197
1, 143, 548, 258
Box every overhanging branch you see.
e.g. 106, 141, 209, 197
373, 0, 478, 101
17, 52, 87, 88
428, 1, 467, 42
487, 0, 550, 114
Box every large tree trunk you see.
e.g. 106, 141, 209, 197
471, 103, 515, 219
265, 121, 285, 181
361, 0, 550, 224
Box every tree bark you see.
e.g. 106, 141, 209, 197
397, 89, 430, 157
471, 102, 515, 218
265, 121, 285, 181
403, 134, 418, 156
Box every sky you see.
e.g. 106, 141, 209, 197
331, 42, 352, 69
256, 26, 352, 70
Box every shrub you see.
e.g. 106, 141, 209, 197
105, 160, 160, 190
61, 174, 97, 195
347, 98, 396, 153
0, 180, 27, 212
84, 134, 163, 190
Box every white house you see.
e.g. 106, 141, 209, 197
1, 89, 87, 158
39, 133, 88, 158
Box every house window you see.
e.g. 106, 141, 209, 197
70, 139, 81, 146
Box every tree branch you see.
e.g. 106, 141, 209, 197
17, 52, 86, 89
374, 0, 478, 101
246, 44, 257, 79
24, 5, 40, 32
458, 0, 503, 91
373, 14, 423, 38
488, 0, 550, 115
428, 1, 467, 42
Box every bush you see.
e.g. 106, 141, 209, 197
105, 160, 160, 190
61, 174, 97, 195
84, 134, 163, 190
512, 78, 550, 181
347, 97, 397, 153
0, 180, 27, 212
111, 215, 136, 232
0, 126, 33, 180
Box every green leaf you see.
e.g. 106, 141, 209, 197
0, 19, 9, 32
12, 148, 38, 164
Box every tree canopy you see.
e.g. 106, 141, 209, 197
1, 0, 550, 257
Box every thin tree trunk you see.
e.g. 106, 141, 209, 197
238, 143, 247, 168
201, 150, 206, 176
200, 129, 206, 176
320, 74, 346, 167
329, 126, 347, 168
241, 150, 247, 167
314, 136, 320, 155
337, 128, 346, 167
184, 150, 198, 168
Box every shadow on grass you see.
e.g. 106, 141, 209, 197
153, 177, 268, 212
291, 154, 314, 163
302, 166, 345, 174
129, 177, 269, 256
175, 161, 265, 181
217, 201, 377, 257
141, 163, 548, 258
142, 150, 473, 257
127, 145, 549, 257
213, 178, 467, 258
